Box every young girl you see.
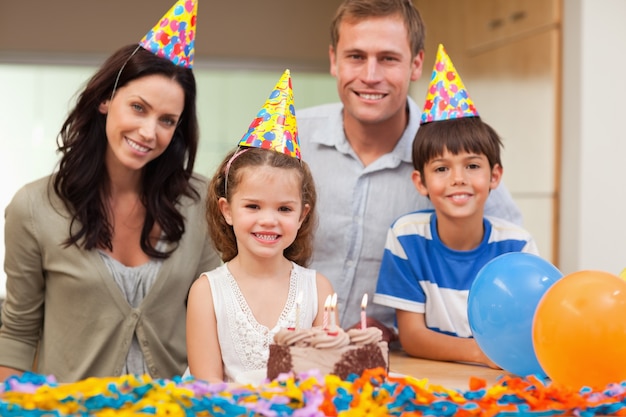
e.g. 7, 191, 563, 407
186, 145, 334, 384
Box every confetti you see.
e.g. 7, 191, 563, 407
2, 368, 626, 416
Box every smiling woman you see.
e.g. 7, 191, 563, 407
98, 74, 185, 178
0, 0, 227, 382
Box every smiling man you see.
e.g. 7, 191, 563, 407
297, 0, 523, 337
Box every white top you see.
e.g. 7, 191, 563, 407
208, 262, 318, 384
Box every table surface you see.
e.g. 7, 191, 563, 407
388, 349, 509, 390
387, 350, 617, 417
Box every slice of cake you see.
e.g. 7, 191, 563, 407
266, 326, 388, 380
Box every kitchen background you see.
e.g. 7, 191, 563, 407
0, 0, 624, 298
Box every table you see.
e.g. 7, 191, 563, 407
387, 350, 617, 417
388, 349, 509, 390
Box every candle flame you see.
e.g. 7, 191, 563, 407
361, 293, 368, 309
324, 294, 332, 309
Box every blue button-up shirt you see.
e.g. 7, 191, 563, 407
297, 97, 523, 328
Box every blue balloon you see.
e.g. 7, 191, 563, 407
467, 252, 563, 377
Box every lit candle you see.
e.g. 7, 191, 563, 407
361, 293, 368, 330
322, 294, 332, 329
295, 291, 303, 330
330, 293, 337, 329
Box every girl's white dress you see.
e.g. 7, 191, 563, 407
185, 261, 318, 384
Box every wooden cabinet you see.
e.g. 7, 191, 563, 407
464, 0, 560, 52
413, 0, 561, 265
465, 29, 561, 263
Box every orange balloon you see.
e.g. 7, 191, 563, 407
532, 270, 626, 390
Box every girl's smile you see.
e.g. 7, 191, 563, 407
220, 165, 309, 260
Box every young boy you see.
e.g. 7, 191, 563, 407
373, 45, 538, 368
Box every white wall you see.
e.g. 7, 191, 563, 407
560, 0, 626, 275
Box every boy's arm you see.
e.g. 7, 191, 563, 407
396, 310, 500, 369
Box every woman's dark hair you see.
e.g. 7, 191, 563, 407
412, 117, 503, 178
207, 147, 318, 266
53, 44, 200, 258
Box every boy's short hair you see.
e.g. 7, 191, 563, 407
412, 117, 503, 175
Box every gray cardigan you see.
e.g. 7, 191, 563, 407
0, 174, 221, 382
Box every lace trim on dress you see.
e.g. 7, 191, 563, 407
224, 263, 298, 371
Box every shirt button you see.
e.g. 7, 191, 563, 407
142, 341, 149, 346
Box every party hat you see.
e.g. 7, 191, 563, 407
420, 44, 478, 124
238, 69, 301, 159
139, 0, 197, 68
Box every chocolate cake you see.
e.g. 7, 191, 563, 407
266, 326, 388, 380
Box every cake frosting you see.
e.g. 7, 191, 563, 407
266, 325, 388, 380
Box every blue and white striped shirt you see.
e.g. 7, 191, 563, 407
374, 210, 538, 337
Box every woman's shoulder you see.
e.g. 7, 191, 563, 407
5, 175, 69, 238
188, 173, 209, 195
178, 173, 210, 209
16, 175, 54, 192
189, 172, 209, 187
8, 175, 57, 209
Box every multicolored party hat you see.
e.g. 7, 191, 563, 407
420, 44, 479, 124
139, 0, 197, 68
238, 69, 301, 159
